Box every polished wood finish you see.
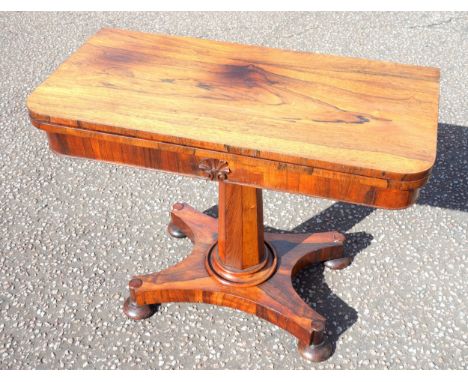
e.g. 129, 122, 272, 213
208, 184, 276, 287
26, 28, 440, 361
34, 122, 424, 209
217, 183, 264, 270
129, 201, 350, 362
28, 28, 439, 186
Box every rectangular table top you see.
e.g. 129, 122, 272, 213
27, 28, 439, 183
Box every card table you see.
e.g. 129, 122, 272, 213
27, 28, 439, 361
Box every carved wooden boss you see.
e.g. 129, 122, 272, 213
27, 29, 440, 361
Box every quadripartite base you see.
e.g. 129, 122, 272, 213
123, 203, 352, 362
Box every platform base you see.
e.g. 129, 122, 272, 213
124, 203, 352, 361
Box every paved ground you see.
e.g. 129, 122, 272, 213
0, 12, 467, 369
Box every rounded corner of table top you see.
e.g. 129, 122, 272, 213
27, 108, 51, 131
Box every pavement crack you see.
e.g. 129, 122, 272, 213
408, 16, 466, 29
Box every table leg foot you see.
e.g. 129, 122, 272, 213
167, 222, 187, 239
297, 334, 333, 362
324, 256, 353, 270
123, 297, 159, 320
167, 202, 217, 243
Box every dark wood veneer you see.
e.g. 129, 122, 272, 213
33, 121, 424, 210
125, 201, 349, 362
26, 28, 439, 361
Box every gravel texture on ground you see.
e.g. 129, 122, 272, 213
0, 11, 467, 369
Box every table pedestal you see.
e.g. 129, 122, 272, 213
123, 183, 352, 362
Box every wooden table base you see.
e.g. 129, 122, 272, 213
123, 184, 352, 362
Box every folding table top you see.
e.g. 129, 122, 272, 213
27, 28, 439, 183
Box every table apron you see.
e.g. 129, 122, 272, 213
33, 120, 425, 209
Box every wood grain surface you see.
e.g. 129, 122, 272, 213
217, 183, 265, 270
27, 28, 440, 183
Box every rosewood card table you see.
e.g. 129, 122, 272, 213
27, 28, 439, 361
